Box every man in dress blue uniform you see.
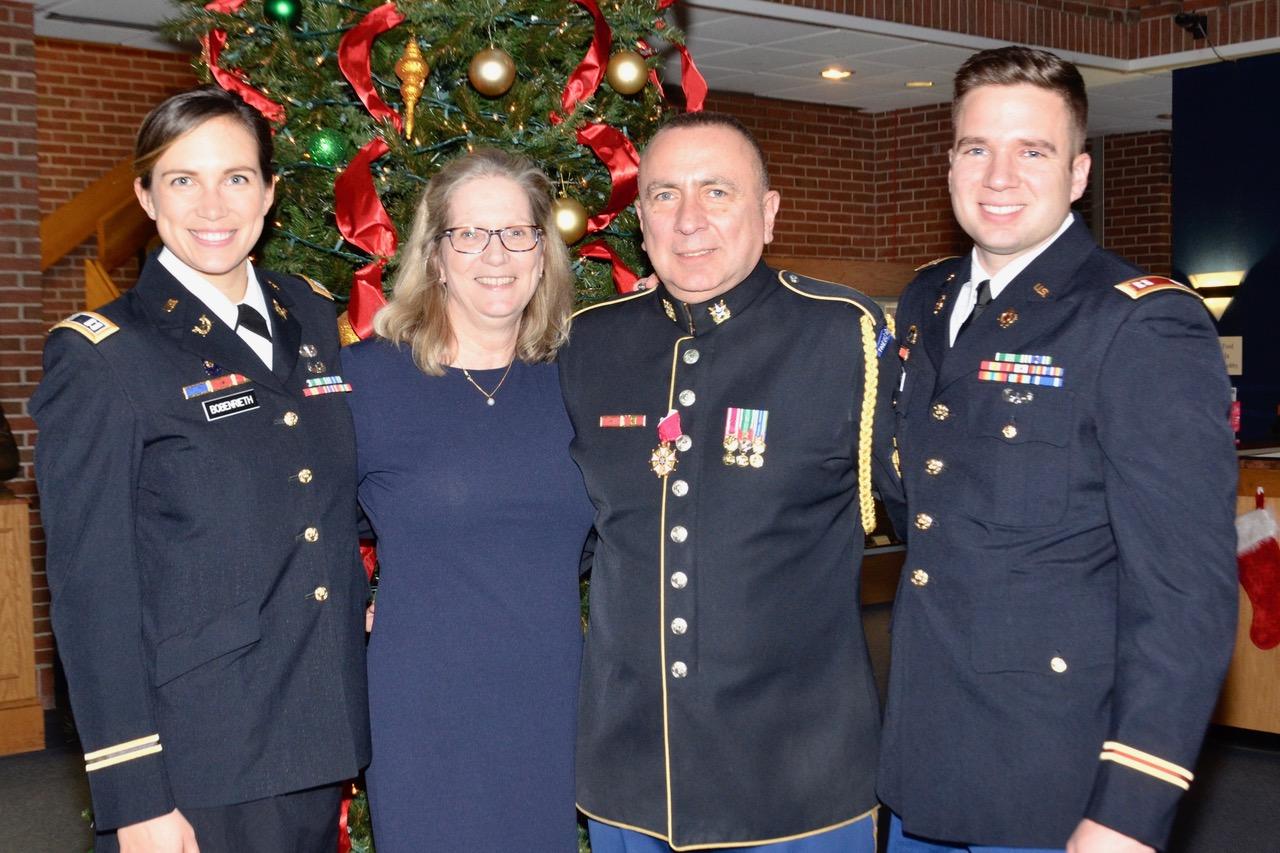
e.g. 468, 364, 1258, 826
32, 87, 369, 852
878, 46, 1238, 853
559, 112, 904, 852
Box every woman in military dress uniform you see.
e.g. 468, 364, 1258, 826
33, 87, 370, 852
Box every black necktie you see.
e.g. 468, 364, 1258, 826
956, 279, 992, 341
236, 303, 272, 341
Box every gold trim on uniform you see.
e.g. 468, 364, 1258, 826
1099, 741, 1193, 790
1113, 276, 1200, 300
192, 315, 213, 336
774, 271, 881, 534
571, 286, 657, 320
914, 255, 959, 272
84, 733, 162, 772
300, 274, 335, 300
50, 311, 120, 344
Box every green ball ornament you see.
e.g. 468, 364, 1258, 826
307, 129, 347, 167
263, 0, 303, 29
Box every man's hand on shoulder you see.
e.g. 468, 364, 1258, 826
116, 809, 200, 853
1066, 818, 1153, 853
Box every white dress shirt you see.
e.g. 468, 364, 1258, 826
159, 248, 274, 369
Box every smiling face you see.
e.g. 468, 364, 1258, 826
437, 175, 545, 339
636, 124, 780, 304
133, 115, 275, 301
948, 83, 1090, 275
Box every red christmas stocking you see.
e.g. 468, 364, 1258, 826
1237, 506, 1280, 650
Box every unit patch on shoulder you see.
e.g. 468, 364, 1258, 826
914, 255, 959, 272
1114, 276, 1199, 300
299, 275, 335, 300
50, 311, 119, 344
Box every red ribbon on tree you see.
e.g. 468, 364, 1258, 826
335, 137, 395, 338
579, 239, 639, 293
338, 2, 406, 132
576, 122, 639, 233
557, 0, 612, 119
644, 0, 707, 112
201, 28, 286, 124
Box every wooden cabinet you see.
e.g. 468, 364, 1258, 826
0, 496, 43, 755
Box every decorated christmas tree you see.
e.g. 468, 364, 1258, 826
166, 0, 706, 343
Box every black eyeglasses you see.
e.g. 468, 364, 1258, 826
437, 226, 543, 254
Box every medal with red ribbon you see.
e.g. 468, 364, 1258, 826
651, 410, 683, 477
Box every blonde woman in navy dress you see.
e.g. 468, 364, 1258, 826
340, 148, 592, 851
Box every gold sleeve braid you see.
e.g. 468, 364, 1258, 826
858, 315, 878, 533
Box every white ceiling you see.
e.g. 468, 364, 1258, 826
29, 0, 1280, 136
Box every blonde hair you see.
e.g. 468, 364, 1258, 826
374, 148, 575, 374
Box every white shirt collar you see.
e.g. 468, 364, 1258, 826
970, 211, 1075, 298
158, 248, 273, 369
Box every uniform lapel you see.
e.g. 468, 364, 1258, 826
934, 219, 1096, 395
261, 273, 301, 384
921, 257, 969, 382
135, 258, 284, 391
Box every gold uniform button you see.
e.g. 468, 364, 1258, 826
931, 403, 951, 421
282, 411, 299, 427
675, 435, 692, 452
297, 468, 313, 484
915, 513, 934, 531
671, 618, 688, 635
670, 571, 688, 589
678, 389, 696, 407
1050, 656, 1068, 673
910, 569, 930, 587
670, 526, 688, 543
670, 661, 688, 678
671, 479, 689, 497
313, 586, 329, 602
303, 527, 320, 542
683, 349, 700, 365
925, 458, 945, 475
1002, 423, 1018, 439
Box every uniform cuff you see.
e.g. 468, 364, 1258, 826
84, 740, 174, 831
1084, 749, 1189, 850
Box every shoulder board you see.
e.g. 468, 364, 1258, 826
299, 275, 335, 301
49, 311, 119, 344
571, 286, 654, 319
1113, 276, 1200, 300
776, 270, 879, 322
914, 255, 960, 272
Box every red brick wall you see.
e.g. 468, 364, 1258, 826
1101, 130, 1172, 275
706, 92, 879, 259
0, 0, 49, 706
770, 0, 1280, 58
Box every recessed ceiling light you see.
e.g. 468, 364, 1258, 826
905, 81, 934, 88
821, 67, 853, 80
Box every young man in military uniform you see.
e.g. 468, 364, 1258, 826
559, 111, 904, 852
878, 46, 1238, 853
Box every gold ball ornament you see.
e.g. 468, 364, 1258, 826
468, 47, 516, 97
606, 50, 648, 96
552, 196, 589, 245
395, 36, 429, 138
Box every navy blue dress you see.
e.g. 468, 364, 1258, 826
341, 338, 593, 853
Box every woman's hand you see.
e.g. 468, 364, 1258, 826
116, 809, 200, 853
366, 601, 376, 633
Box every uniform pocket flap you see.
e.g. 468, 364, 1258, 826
153, 598, 261, 686
969, 386, 1073, 448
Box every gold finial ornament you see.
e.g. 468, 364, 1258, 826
552, 195, 588, 244
395, 35, 429, 138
